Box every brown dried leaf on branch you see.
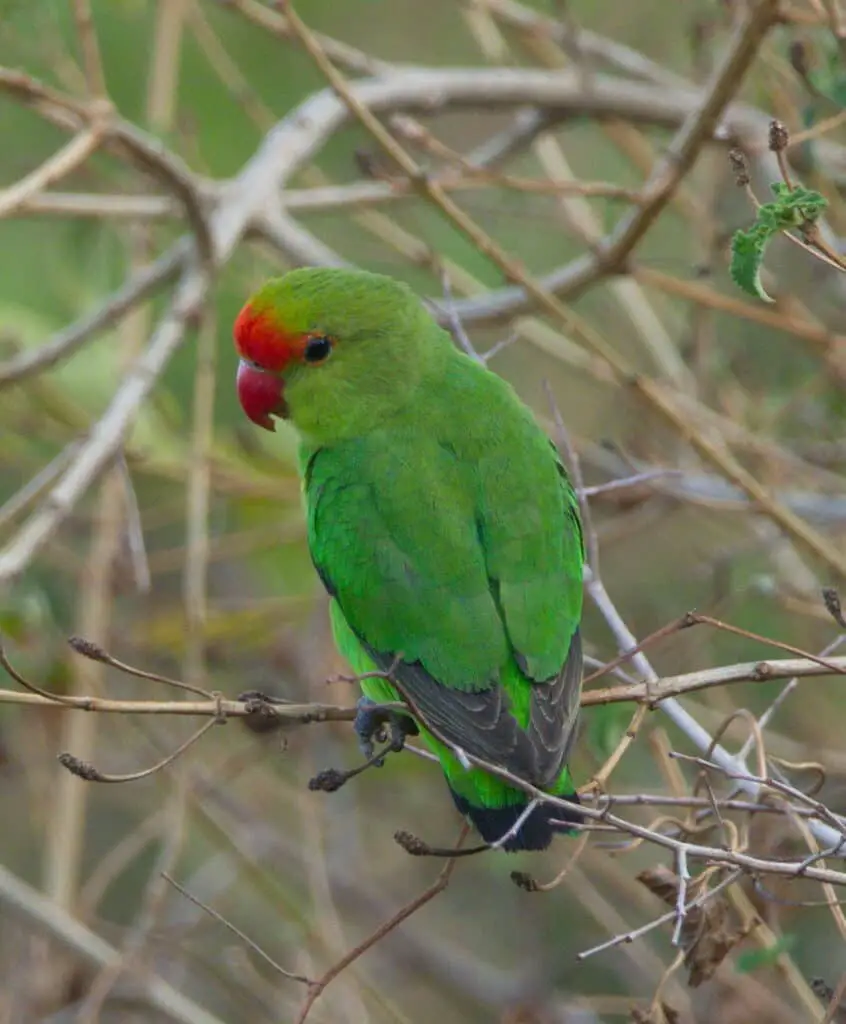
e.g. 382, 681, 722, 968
637, 865, 748, 987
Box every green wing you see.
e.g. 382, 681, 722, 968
475, 437, 584, 784
303, 423, 583, 787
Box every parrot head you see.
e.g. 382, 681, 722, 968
234, 268, 445, 443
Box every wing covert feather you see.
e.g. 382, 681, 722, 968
303, 405, 584, 786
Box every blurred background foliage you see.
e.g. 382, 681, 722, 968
1, 1, 846, 1022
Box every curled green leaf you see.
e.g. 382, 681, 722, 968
730, 227, 773, 302
729, 183, 828, 302
735, 934, 795, 974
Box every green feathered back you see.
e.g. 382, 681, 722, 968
302, 349, 584, 799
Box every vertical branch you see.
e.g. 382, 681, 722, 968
75, 778, 189, 1022
821, 0, 846, 63
187, 0, 277, 131
182, 312, 216, 685
62, 8, 195, 1011
463, 0, 692, 390
71, 0, 108, 100
42, 0, 192, 918
294, 836, 466, 1024
546, 382, 653, 787
148, 0, 191, 131
297, 766, 371, 1024
43, 470, 125, 909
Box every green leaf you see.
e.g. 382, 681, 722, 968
735, 934, 795, 974
729, 183, 828, 302
730, 227, 773, 302
586, 703, 633, 760
829, 78, 846, 109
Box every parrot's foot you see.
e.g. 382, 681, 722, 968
354, 697, 419, 764
308, 700, 418, 795
309, 734, 408, 793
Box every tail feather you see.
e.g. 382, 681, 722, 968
448, 786, 582, 852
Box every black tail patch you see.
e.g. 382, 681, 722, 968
448, 787, 582, 852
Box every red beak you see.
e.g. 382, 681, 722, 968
236, 360, 287, 431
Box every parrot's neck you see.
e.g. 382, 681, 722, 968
296, 343, 512, 460
290, 325, 473, 447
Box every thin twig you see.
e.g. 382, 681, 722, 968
69, 636, 215, 699
182, 309, 216, 685
44, 466, 125, 910
590, 0, 781, 274
293, 826, 468, 1023
0, 861, 227, 1024
76, 778, 189, 1022
71, 0, 108, 98
163, 872, 312, 985
671, 847, 690, 946
59, 714, 223, 785
0, 241, 188, 387
0, 266, 211, 586
0, 127, 104, 219
576, 870, 743, 960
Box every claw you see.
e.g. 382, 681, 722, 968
353, 697, 418, 764
308, 701, 419, 795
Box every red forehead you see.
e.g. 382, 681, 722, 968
233, 302, 306, 371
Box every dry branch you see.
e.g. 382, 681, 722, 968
0, 127, 104, 219
0, 271, 210, 586
2, 648, 846, 719
0, 242, 188, 387
0, 860, 226, 1024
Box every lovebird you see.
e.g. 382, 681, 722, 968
234, 268, 584, 851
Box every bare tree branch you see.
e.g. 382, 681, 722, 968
0, 860, 227, 1024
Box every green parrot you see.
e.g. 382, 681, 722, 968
234, 268, 584, 851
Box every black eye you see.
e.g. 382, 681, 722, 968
304, 336, 332, 364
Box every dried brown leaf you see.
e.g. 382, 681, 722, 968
637, 866, 747, 987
